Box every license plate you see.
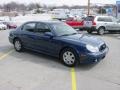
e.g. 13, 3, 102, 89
84, 21, 92, 27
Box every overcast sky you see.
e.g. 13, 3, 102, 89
0, 0, 117, 6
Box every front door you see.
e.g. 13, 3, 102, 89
33, 23, 58, 55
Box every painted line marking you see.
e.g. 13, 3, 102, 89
71, 68, 77, 90
0, 50, 14, 60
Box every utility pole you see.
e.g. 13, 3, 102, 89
88, 0, 90, 16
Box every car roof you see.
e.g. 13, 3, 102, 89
25, 20, 62, 24
95, 16, 113, 18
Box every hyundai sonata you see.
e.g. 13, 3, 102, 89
9, 21, 109, 67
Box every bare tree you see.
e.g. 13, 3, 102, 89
3, 2, 26, 12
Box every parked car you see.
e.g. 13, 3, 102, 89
65, 16, 95, 30
9, 21, 108, 67
84, 16, 120, 35
2, 21, 17, 29
65, 19, 84, 30
51, 9, 70, 20
0, 22, 7, 30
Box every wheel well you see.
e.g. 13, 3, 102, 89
59, 46, 77, 57
13, 37, 20, 44
98, 26, 106, 30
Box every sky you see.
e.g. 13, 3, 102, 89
0, 0, 117, 6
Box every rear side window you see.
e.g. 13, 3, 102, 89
22, 22, 36, 32
97, 17, 105, 22
104, 18, 112, 22
97, 17, 113, 22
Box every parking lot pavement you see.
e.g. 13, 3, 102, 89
104, 32, 120, 40
0, 30, 120, 90
76, 36, 120, 90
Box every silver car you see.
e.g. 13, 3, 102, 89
85, 16, 120, 35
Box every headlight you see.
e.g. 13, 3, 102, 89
86, 44, 99, 53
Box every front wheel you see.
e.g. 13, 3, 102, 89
60, 48, 78, 67
14, 39, 23, 52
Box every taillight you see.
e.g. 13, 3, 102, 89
93, 21, 96, 26
81, 20, 84, 25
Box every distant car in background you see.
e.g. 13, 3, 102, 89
51, 9, 70, 20
84, 16, 120, 35
82, 16, 96, 32
65, 19, 84, 30
2, 21, 17, 29
65, 16, 95, 30
0, 22, 7, 30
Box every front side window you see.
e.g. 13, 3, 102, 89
35, 23, 51, 33
22, 22, 36, 32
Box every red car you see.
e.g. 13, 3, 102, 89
65, 16, 96, 30
65, 20, 84, 30
2, 21, 17, 29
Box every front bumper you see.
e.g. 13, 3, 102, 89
79, 47, 109, 64
9, 36, 14, 44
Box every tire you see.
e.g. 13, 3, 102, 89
60, 48, 78, 67
14, 39, 23, 52
98, 27, 105, 35
87, 29, 93, 34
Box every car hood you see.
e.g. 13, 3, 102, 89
60, 34, 105, 47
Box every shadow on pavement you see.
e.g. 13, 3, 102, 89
11, 48, 99, 71
0, 44, 99, 71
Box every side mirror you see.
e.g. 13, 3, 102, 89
44, 32, 54, 38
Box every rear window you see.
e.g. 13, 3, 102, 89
84, 16, 94, 21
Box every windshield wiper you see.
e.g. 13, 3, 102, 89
61, 33, 78, 36
70, 33, 78, 35
61, 34, 70, 36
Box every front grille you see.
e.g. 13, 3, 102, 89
99, 44, 106, 52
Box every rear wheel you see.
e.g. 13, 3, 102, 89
14, 39, 23, 52
87, 29, 93, 34
98, 27, 105, 35
60, 48, 78, 67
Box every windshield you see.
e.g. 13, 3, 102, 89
51, 23, 78, 36
84, 16, 94, 21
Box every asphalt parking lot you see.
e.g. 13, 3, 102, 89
0, 30, 120, 90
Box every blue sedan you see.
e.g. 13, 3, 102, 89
9, 21, 109, 67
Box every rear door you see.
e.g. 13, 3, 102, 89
20, 22, 37, 49
117, 19, 120, 30
111, 17, 120, 30
104, 17, 114, 30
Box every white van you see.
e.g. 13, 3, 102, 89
51, 9, 70, 20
